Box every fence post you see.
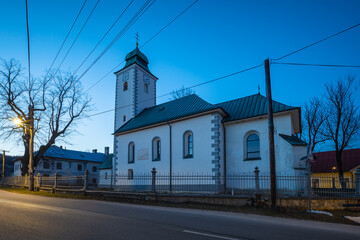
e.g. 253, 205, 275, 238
84, 169, 89, 191
151, 168, 157, 193
37, 173, 41, 189
355, 169, 360, 196
254, 167, 260, 194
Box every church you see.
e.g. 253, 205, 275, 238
110, 45, 307, 188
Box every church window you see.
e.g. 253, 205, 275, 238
123, 115, 126, 122
152, 137, 161, 161
144, 83, 148, 93
246, 134, 260, 159
183, 131, 193, 158
128, 142, 135, 163
123, 82, 128, 91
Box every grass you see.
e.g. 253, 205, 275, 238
1, 187, 359, 225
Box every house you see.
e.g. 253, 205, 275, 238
13, 146, 109, 185
98, 154, 113, 188
111, 46, 307, 190
311, 149, 360, 189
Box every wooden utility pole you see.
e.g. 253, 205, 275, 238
264, 59, 277, 208
1, 150, 9, 178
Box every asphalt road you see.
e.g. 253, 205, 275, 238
0, 190, 359, 240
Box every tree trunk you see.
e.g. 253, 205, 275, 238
336, 150, 346, 189
21, 132, 30, 176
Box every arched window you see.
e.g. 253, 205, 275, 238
123, 82, 128, 91
144, 83, 148, 93
183, 131, 193, 158
128, 142, 135, 163
247, 134, 260, 159
152, 137, 161, 161
123, 115, 126, 122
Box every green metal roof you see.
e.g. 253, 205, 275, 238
279, 134, 307, 146
114, 94, 299, 135
215, 93, 298, 122
99, 154, 113, 169
118, 47, 152, 73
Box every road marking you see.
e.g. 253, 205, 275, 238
183, 230, 244, 240
0, 199, 63, 212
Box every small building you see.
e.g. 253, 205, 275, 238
13, 146, 109, 186
98, 154, 113, 188
311, 149, 360, 188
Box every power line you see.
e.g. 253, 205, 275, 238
84, 0, 199, 93
73, 0, 135, 75
273, 23, 360, 61
77, 0, 155, 81
45, 0, 88, 79
272, 62, 360, 68
25, 0, 31, 84
50, 0, 100, 79
88, 63, 263, 117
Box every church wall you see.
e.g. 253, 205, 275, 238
225, 113, 297, 175
114, 114, 216, 177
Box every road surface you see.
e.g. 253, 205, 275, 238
0, 190, 359, 240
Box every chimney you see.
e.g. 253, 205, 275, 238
60, 146, 63, 149
92, 149, 97, 154
104, 147, 109, 156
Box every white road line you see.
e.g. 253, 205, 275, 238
0, 199, 63, 212
183, 230, 244, 240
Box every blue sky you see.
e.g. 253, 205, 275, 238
0, 0, 359, 155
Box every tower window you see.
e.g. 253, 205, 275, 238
123, 82, 128, 91
123, 115, 126, 122
144, 83, 148, 93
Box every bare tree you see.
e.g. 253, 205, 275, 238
302, 97, 329, 151
0, 59, 91, 186
324, 75, 360, 188
170, 86, 195, 100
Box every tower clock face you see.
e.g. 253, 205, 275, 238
143, 75, 150, 84
123, 72, 129, 82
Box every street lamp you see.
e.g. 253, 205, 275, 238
13, 117, 35, 191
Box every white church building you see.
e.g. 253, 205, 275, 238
109, 46, 307, 191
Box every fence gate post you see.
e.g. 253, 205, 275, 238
151, 168, 157, 193
355, 169, 360, 196
254, 167, 260, 194
84, 169, 89, 191
54, 172, 58, 190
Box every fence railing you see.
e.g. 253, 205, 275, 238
2, 168, 360, 199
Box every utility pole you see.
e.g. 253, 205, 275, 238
264, 59, 277, 208
1, 150, 9, 179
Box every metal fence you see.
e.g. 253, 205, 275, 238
2, 169, 360, 199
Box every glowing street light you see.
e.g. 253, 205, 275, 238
13, 118, 22, 126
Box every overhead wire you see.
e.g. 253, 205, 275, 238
273, 23, 360, 61
84, 0, 199, 93
73, 0, 135, 75
77, 0, 156, 81
88, 63, 263, 117
272, 62, 360, 68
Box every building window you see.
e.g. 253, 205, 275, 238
128, 142, 135, 163
183, 131, 193, 158
128, 169, 134, 180
92, 166, 97, 172
43, 161, 50, 169
105, 172, 108, 180
246, 134, 260, 159
92, 178, 97, 184
144, 83, 148, 93
77, 164, 82, 171
123, 115, 126, 122
56, 162, 62, 170
123, 82, 128, 91
152, 137, 161, 161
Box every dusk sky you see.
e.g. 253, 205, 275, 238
1, 0, 359, 155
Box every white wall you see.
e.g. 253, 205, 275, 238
226, 113, 300, 175
99, 169, 112, 187
115, 114, 216, 177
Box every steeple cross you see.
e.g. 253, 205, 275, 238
135, 32, 140, 47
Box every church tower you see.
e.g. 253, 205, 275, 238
113, 46, 158, 131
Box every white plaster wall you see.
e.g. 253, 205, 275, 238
226, 113, 297, 175
99, 169, 112, 186
13, 161, 22, 176
135, 66, 157, 115
115, 114, 216, 177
